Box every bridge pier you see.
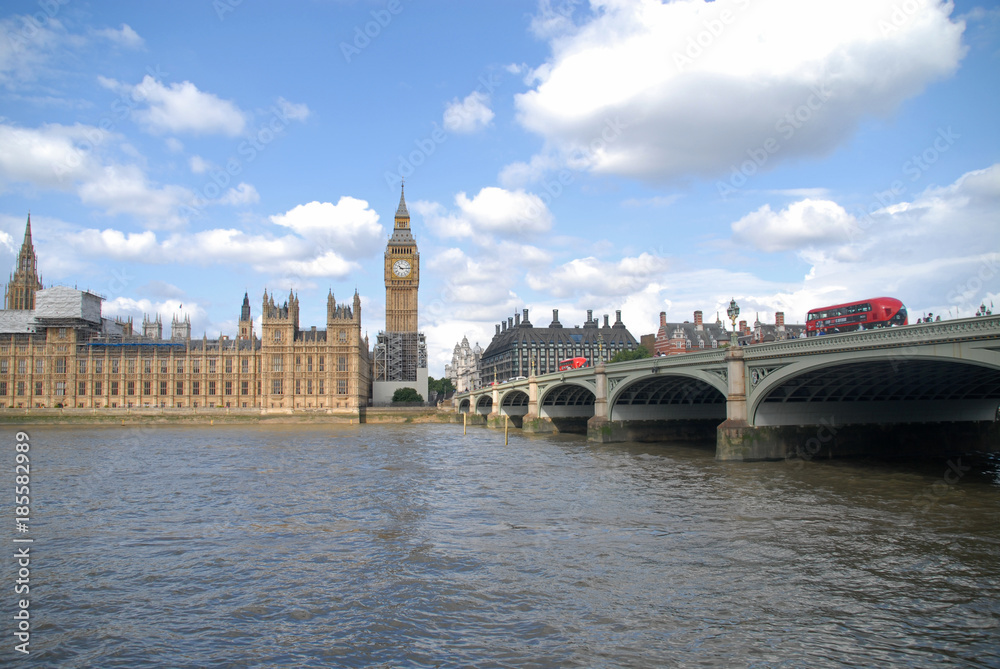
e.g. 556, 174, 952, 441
716, 421, 1000, 461
716, 345, 757, 459
521, 414, 557, 433
590, 418, 718, 444
586, 362, 617, 441
464, 413, 487, 426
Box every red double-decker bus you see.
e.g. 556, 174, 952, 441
806, 297, 907, 336
558, 357, 588, 371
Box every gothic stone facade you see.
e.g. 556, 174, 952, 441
0, 220, 370, 412
445, 336, 483, 392
0, 286, 370, 412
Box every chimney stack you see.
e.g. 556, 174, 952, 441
775, 311, 785, 329
515, 312, 521, 326
694, 310, 703, 329
660, 311, 667, 327
603, 314, 610, 327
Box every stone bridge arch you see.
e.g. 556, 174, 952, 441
749, 348, 1000, 427
498, 388, 530, 427
537, 381, 597, 433
607, 369, 728, 421
474, 394, 493, 416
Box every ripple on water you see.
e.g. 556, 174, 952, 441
20, 424, 1000, 668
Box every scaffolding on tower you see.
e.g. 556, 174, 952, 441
373, 331, 426, 382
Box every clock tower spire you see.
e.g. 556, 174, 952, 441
384, 182, 418, 332
374, 182, 428, 404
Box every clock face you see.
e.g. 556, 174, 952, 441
392, 259, 411, 277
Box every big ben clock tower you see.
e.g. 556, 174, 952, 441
384, 184, 419, 332
372, 183, 428, 404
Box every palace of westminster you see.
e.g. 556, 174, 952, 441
0, 187, 427, 412
1, 184, 795, 411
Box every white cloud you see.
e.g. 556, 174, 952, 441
498, 153, 561, 189
102, 297, 209, 338
513, 0, 966, 183
280, 250, 357, 279
443, 90, 495, 133
268, 197, 385, 257
0, 15, 74, 87
417, 187, 554, 242
76, 164, 195, 228
276, 97, 310, 122
621, 194, 681, 208
95, 24, 144, 49
528, 252, 670, 299
731, 199, 858, 253
218, 182, 260, 206
189, 155, 212, 174
725, 162, 1000, 321
529, 0, 582, 39
0, 121, 200, 228
456, 187, 552, 234
0, 122, 107, 188
423, 247, 522, 320
70, 229, 159, 260
126, 75, 247, 136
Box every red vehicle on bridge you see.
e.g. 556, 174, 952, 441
806, 297, 908, 336
558, 357, 588, 371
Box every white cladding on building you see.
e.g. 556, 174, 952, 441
0, 286, 121, 336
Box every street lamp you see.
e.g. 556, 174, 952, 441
597, 332, 604, 362
727, 298, 740, 346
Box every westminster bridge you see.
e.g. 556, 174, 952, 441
453, 316, 1000, 461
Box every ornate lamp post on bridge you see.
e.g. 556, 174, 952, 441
727, 298, 740, 347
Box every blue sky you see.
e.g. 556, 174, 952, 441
1, 0, 998, 375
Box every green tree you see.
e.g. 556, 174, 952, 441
609, 345, 652, 363
391, 387, 424, 403
428, 376, 455, 395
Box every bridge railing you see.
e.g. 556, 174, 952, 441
742, 315, 1000, 359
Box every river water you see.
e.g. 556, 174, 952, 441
10, 424, 1000, 667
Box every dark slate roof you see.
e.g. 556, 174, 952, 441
482, 311, 638, 360
395, 185, 408, 218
